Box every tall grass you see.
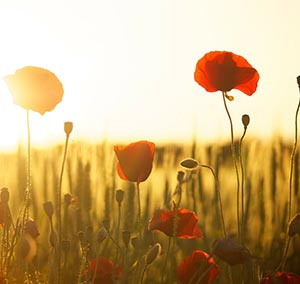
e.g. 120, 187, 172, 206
0, 137, 299, 283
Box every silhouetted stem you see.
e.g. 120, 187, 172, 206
200, 165, 227, 237
160, 237, 171, 284
57, 132, 70, 284
136, 182, 142, 237
239, 127, 247, 244
277, 81, 300, 271
222, 91, 241, 240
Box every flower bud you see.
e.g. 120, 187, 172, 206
64, 121, 73, 135
288, 213, 300, 237
43, 201, 54, 218
242, 114, 250, 128
146, 243, 161, 265
180, 158, 199, 170
116, 189, 125, 206
177, 171, 185, 183
26, 219, 40, 239
297, 76, 300, 88
96, 227, 108, 243
213, 237, 251, 265
0, 188, 9, 203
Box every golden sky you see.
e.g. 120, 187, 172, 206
0, 0, 300, 151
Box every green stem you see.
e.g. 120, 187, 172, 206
57, 133, 70, 284
222, 91, 241, 240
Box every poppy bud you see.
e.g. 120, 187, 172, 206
64, 121, 73, 135
26, 219, 40, 239
177, 171, 185, 183
122, 230, 131, 248
180, 158, 199, 170
43, 201, 54, 218
213, 237, 251, 265
297, 76, 300, 88
0, 188, 9, 203
288, 213, 300, 237
96, 227, 108, 243
116, 189, 124, 205
146, 243, 161, 265
242, 114, 250, 128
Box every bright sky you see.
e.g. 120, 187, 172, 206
0, 0, 300, 151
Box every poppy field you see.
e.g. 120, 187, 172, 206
0, 51, 300, 283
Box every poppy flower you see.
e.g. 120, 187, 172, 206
178, 250, 219, 284
4, 66, 64, 114
260, 272, 300, 284
148, 205, 203, 238
114, 140, 155, 183
194, 51, 259, 96
84, 257, 122, 284
212, 237, 251, 265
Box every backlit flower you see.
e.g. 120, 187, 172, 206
260, 272, 300, 284
114, 140, 155, 183
178, 250, 219, 284
4, 66, 64, 114
148, 205, 202, 238
84, 257, 122, 284
194, 51, 259, 96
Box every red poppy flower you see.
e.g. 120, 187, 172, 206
114, 140, 155, 183
260, 272, 300, 284
178, 250, 219, 284
4, 66, 64, 114
84, 258, 122, 284
148, 206, 203, 238
194, 51, 259, 96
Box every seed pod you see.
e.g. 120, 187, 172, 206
43, 201, 54, 218
64, 121, 73, 135
242, 114, 250, 128
116, 189, 125, 205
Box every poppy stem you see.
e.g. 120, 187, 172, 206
277, 78, 300, 272
57, 131, 70, 284
160, 236, 171, 284
26, 110, 31, 199
200, 165, 227, 237
239, 127, 247, 245
136, 182, 142, 237
222, 92, 241, 241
